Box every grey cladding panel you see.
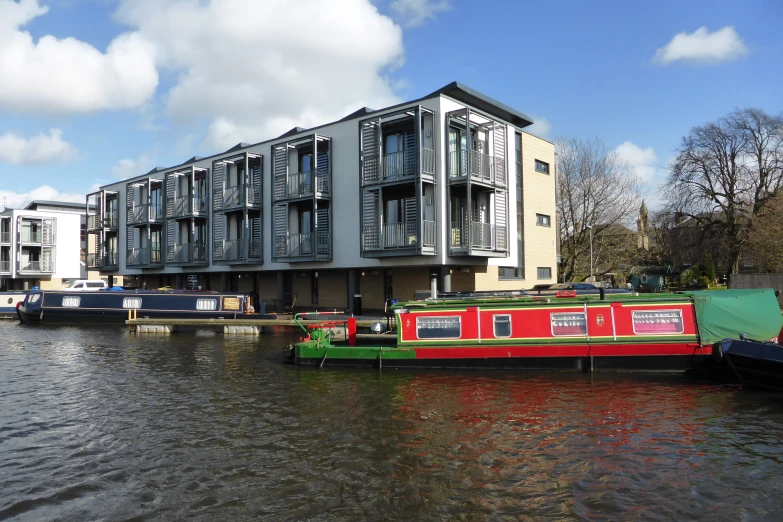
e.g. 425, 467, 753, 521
273, 146, 287, 199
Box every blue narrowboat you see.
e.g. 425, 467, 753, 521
17, 290, 272, 324
0, 291, 27, 319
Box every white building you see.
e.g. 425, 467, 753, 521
87, 82, 558, 311
0, 201, 87, 290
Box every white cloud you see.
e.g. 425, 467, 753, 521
390, 0, 450, 27
0, 184, 87, 209
653, 26, 748, 66
525, 116, 551, 138
0, 128, 78, 164
0, 0, 158, 114
615, 141, 657, 183
115, 0, 405, 150
111, 155, 153, 179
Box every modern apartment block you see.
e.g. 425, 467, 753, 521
87, 82, 557, 311
0, 201, 87, 290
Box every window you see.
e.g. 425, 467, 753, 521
123, 297, 142, 309
632, 310, 684, 335
743, 254, 753, 268
80, 223, 86, 242
498, 267, 519, 279
537, 267, 552, 280
493, 315, 512, 338
28, 293, 41, 304
62, 296, 80, 307
535, 160, 550, 175
551, 312, 587, 336
416, 316, 461, 339
196, 298, 218, 310
683, 252, 692, 265
86, 282, 105, 288
536, 214, 551, 227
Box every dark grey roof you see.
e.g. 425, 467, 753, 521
339, 107, 376, 122
23, 200, 87, 210
144, 166, 164, 176
224, 142, 251, 153
428, 82, 534, 128
277, 127, 308, 139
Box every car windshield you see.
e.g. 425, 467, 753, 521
548, 284, 572, 290
65, 282, 80, 288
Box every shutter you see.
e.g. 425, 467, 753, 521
316, 150, 329, 192
42, 218, 54, 246
212, 213, 225, 260
361, 122, 380, 183
362, 188, 380, 250
403, 132, 416, 176
315, 202, 330, 256
213, 161, 225, 211
42, 247, 54, 272
165, 172, 176, 218
251, 162, 262, 205
166, 219, 176, 262
250, 216, 262, 258
126, 183, 134, 224
493, 122, 507, 186
273, 145, 287, 199
495, 189, 507, 251
273, 204, 287, 257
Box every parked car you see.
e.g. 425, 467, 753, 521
64, 280, 108, 291
529, 282, 632, 296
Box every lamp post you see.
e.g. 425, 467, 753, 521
586, 225, 593, 285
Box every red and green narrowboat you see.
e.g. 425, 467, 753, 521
286, 289, 783, 372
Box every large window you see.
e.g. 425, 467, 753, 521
536, 214, 551, 227
123, 297, 142, 309
493, 315, 512, 338
551, 312, 587, 336
632, 310, 684, 335
537, 267, 552, 279
197, 298, 218, 311
62, 296, 80, 307
416, 316, 461, 339
535, 160, 550, 174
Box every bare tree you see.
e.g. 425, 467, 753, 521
665, 108, 783, 274
746, 193, 783, 272
557, 137, 645, 282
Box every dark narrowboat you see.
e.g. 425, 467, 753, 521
0, 291, 27, 319
17, 289, 273, 324
287, 289, 783, 372
716, 338, 783, 392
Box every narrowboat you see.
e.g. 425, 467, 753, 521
716, 338, 783, 392
286, 289, 783, 372
0, 291, 27, 319
17, 289, 273, 324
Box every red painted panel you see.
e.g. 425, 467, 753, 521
589, 343, 703, 357
415, 345, 590, 359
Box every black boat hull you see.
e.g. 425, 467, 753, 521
719, 338, 783, 392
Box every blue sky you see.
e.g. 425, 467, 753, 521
0, 0, 780, 208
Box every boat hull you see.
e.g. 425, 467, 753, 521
17, 306, 263, 324
290, 343, 710, 372
719, 338, 783, 392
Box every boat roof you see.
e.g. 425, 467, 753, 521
395, 292, 694, 310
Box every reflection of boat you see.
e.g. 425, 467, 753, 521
287, 289, 783, 372
717, 338, 783, 392
0, 291, 27, 319
17, 290, 273, 324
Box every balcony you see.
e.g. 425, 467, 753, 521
19, 259, 53, 273
20, 228, 41, 244
128, 204, 164, 225
167, 243, 192, 264
0, 260, 10, 273
174, 195, 208, 218
362, 148, 435, 184
0, 230, 10, 244
274, 232, 331, 260
213, 239, 241, 261
362, 220, 436, 254
87, 252, 118, 269
450, 221, 507, 253
193, 241, 207, 263
224, 185, 242, 209
104, 211, 119, 229
449, 150, 506, 186
127, 247, 162, 267
248, 238, 262, 259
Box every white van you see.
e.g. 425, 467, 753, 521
65, 280, 108, 291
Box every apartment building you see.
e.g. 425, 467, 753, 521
0, 201, 87, 290
87, 82, 557, 311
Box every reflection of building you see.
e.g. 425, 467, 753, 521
0, 201, 86, 290
87, 82, 558, 311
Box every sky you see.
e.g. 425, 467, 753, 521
0, 0, 780, 209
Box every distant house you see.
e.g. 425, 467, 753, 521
629, 265, 671, 292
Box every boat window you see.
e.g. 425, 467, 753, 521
223, 297, 241, 311
416, 316, 461, 339
28, 293, 41, 304
632, 310, 684, 335
493, 315, 512, 338
551, 312, 587, 336
123, 297, 142, 309
62, 296, 80, 307
197, 298, 218, 311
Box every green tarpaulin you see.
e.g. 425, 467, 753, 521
683, 289, 783, 345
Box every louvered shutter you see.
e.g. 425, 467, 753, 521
361, 122, 380, 184
251, 162, 262, 205
316, 150, 329, 193
493, 122, 507, 186
273, 145, 287, 200
362, 189, 380, 250
212, 213, 225, 260
250, 217, 262, 258
273, 204, 287, 258
495, 189, 507, 251
165, 173, 176, 218
42, 247, 54, 273
213, 161, 224, 211
166, 220, 176, 262
403, 132, 416, 176
126, 183, 135, 224
41, 218, 54, 246
315, 202, 330, 257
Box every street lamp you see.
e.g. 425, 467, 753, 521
586, 225, 593, 285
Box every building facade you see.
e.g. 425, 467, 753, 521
0, 201, 88, 290
87, 83, 557, 311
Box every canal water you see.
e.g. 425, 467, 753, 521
1, 322, 783, 521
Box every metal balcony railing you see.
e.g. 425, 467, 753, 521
213, 239, 241, 261
129, 204, 163, 224
422, 220, 436, 247
174, 196, 191, 217
193, 241, 207, 262
20, 228, 41, 244
20, 260, 53, 273
1, 230, 10, 243
224, 185, 242, 208
167, 243, 191, 263
0, 260, 10, 273
287, 172, 313, 198
363, 148, 436, 184
127, 247, 149, 266
87, 215, 100, 230
274, 232, 329, 257
248, 238, 262, 259
104, 211, 119, 228
382, 221, 417, 248
449, 150, 505, 185
449, 221, 507, 251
